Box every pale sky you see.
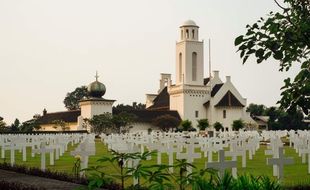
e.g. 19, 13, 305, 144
0, 0, 299, 124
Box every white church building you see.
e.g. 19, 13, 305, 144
146, 20, 255, 131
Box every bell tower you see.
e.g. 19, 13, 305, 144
176, 20, 204, 85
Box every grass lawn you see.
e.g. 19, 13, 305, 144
1, 139, 310, 187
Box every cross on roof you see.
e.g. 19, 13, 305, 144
95, 71, 99, 81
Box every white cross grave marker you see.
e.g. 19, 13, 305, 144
206, 150, 237, 178
267, 147, 294, 179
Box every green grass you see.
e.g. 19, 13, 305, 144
1, 139, 310, 186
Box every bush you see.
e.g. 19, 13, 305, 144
0, 180, 45, 190
213, 122, 224, 131
0, 162, 87, 185
197, 119, 209, 130
232, 119, 245, 131
152, 114, 180, 132
181, 120, 193, 131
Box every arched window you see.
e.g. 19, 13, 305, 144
186, 29, 189, 39
179, 53, 182, 82
192, 29, 195, 39
192, 52, 197, 81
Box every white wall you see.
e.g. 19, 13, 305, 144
80, 100, 114, 119
129, 122, 160, 133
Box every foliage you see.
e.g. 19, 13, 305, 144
197, 119, 209, 131
0, 180, 46, 190
152, 114, 181, 132
0, 162, 87, 185
83, 150, 283, 190
235, 0, 310, 115
63, 86, 88, 110
213, 122, 224, 131
19, 119, 40, 132
112, 112, 137, 133
51, 120, 69, 131
10, 118, 20, 132
83, 150, 155, 190
72, 156, 82, 179
266, 106, 307, 130
86, 113, 114, 134
85, 112, 137, 134
247, 103, 267, 116
0, 117, 7, 131
232, 119, 245, 131
113, 102, 146, 113
180, 120, 193, 131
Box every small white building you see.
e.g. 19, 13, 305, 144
146, 20, 255, 131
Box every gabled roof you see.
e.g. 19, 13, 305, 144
147, 87, 170, 111
204, 77, 210, 85
215, 90, 244, 107
36, 110, 81, 125
211, 83, 224, 97
113, 109, 181, 123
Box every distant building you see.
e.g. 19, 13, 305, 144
146, 20, 255, 131
36, 73, 180, 132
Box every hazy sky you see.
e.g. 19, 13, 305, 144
0, 0, 299, 124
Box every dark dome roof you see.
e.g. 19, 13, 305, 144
88, 80, 106, 98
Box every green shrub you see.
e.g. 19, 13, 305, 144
213, 122, 224, 131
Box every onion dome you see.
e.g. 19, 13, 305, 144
87, 72, 106, 98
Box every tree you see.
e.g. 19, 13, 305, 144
152, 114, 180, 132
112, 112, 137, 133
113, 102, 146, 112
213, 122, 224, 131
246, 103, 267, 116
0, 117, 6, 131
52, 120, 69, 131
197, 119, 209, 131
10, 118, 20, 132
180, 120, 193, 131
232, 119, 245, 131
20, 119, 40, 132
87, 113, 114, 134
235, 0, 310, 115
63, 86, 88, 110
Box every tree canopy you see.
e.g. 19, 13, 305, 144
152, 114, 180, 132
246, 103, 267, 116
197, 119, 209, 131
113, 102, 146, 112
232, 119, 245, 131
63, 86, 88, 110
235, 0, 310, 115
86, 112, 137, 134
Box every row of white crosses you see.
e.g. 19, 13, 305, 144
289, 130, 310, 173
102, 130, 310, 181
102, 131, 263, 180
0, 133, 87, 171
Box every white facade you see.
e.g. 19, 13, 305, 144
147, 20, 255, 130
79, 99, 114, 119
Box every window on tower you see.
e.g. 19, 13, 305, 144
179, 53, 182, 82
181, 30, 183, 40
192, 52, 197, 81
195, 111, 199, 118
186, 29, 189, 39
192, 29, 195, 39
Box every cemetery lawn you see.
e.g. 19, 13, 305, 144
1, 139, 310, 187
